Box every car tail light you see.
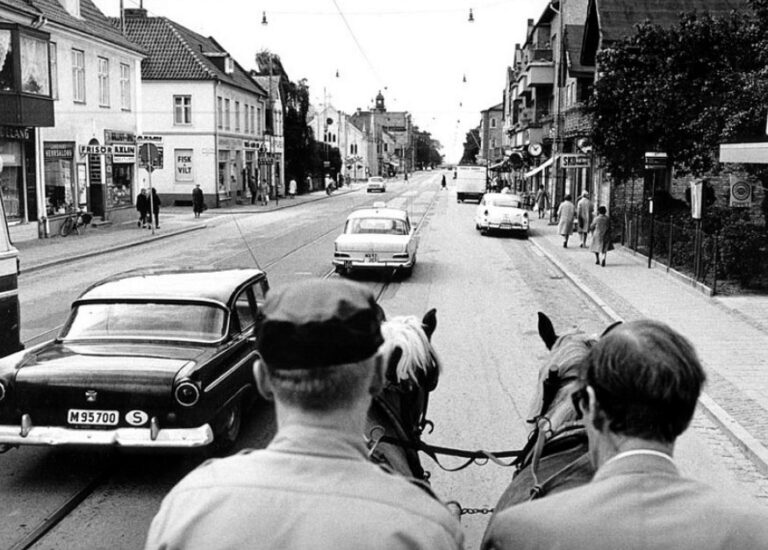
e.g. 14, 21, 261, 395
174, 381, 200, 407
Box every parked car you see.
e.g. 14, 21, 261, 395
366, 176, 387, 193
475, 193, 529, 237
0, 267, 269, 453
333, 203, 418, 276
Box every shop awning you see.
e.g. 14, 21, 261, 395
524, 157, 554, 178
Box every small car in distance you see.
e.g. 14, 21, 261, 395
366, 176, 387, 193
333, 204, 418, 276
0, 267, 269, 454
475, 193, 529, 237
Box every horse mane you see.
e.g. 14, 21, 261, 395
381, 315, 441, 384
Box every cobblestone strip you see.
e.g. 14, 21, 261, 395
528, 230, 768, 492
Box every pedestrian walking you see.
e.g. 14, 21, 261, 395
483, 320, 768, 550
556, 194, 576, 248
338, 173, 345, 187
149, 187, 161, 228
590, 206, 613, 267
249, 174, 258, 205
136, 188, 150, 228
258, 180, 269, 206
576, 190, 592, 247
441, 174, 447, 190
145, 279, 464, 550
288, 178, 297, 199
324, 174, 334, 195
534, 185, 549, 219
192, 184, 205, 218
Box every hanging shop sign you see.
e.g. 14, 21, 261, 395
561, 154, 590, 168
644, 152, 668, 170
111, 144, 137, 164
730, 179, 753, 208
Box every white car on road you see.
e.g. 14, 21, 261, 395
366, 176, 387, 193
475, 193, 529, 237
333, 203, 417, 276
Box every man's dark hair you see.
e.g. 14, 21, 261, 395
583, 319, 705, 443
598, 206, 607, 215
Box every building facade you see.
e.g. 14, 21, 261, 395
1, 0, 144, 241
349, 91, 412, 177
119, 8, 267, 207
479, 102, 504, 165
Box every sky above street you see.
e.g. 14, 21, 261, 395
94, 0, 551, 162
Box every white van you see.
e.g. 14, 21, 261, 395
455, 165, 487, 203
0, 199, 21, 358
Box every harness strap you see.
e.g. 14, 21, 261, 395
369, 395, 425, 479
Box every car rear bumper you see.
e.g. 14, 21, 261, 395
0, 420, 213, 448
487, 222, 528, 231
333, 258, 413, 270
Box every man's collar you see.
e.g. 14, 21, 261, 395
595, 449, 678, 481
268, 423, 368, 461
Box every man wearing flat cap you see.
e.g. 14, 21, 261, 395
145, 279, 464, 550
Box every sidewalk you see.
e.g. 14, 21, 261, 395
15, 184, 362, 273
528, 217, 768, 473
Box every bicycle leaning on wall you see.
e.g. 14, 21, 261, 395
59, 208, 93, 237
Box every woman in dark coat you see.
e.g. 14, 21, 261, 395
136, 188, 150, 228
590, 206, 613, 266
150, 187, 161, 228
192, 184, 205, 218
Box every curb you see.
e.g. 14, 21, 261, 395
528, 233, 768, 478
212, 186, 360, 215
21, 225, 207, 274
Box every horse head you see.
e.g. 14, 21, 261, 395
367, 308, 441, 481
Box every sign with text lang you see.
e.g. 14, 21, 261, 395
644, 152, 668, 170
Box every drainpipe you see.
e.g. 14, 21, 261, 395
214, 79, 220, 209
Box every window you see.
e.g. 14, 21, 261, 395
60, 0, 81, 18
72, 49, 85, 103
217, 97, 222, 128
224, 99, 230, 130
234, 290, 256, 333
490, 118, 496, 128
97, 57, 109, 107
174, 95, 191, 124
384, 143, 389, 153
49, 42, 58, 99
250, 106, 256, 134
256, 105, 261, 134
120, 63, 130, 110
235, 101, 240, 132
243, 103, 249, 133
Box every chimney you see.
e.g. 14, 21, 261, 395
526, 18, 534, 40
124, 8, 148, 18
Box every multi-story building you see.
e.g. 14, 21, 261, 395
349, 91, 412, 177
479, 102, 504, 166
1, 0, 144, 241
118, 7, 267, 207
307, 101, 369, 181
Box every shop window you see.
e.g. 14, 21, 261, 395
19, 34, 49, 96
72, 48, 85, 103
43, 142, 76, 215
98, 57, 109, 107
174, 95, 191, 125
120, 63, 130, 110
0, 141, 23, 221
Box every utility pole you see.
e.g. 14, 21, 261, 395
551, 0, 566, 224
268, 54, 278, 206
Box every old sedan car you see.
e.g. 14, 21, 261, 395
366, 176, 387, 193
475, 193, 529, 237
333, 203, 418, 276
0, 267, 268, 453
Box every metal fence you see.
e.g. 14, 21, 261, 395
619, 210, 721, 293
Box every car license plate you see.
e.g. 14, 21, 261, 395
67, 409, 119, 426
501, 224, 513, 230
364, 253, 378, 263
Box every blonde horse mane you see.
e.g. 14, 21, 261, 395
381, 315, 441, 384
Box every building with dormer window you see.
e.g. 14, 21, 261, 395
116, 8, 267, 207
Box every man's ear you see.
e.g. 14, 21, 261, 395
585, 386, 605, 432
368, 353, 386, 396
255, 359, 274, 401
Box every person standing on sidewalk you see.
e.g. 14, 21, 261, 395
556, 194, 576, 248
590, 206, 613, 267
535, 185, 549, 219
441, 174, 447, 190
136, 188, 150, 228
192, 184, 205, 218
576, 191, 592, 248
150, 187, 161, 229
288, 178, 297, 199
249, 174, 258, 205
483, 320, 768, 550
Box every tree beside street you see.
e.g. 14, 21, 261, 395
460, 127, 480, 165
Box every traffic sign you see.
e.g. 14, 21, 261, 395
644, 152, 668, 170
139, 143, 164, 170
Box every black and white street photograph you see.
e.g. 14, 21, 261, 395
1, 0, 768, 548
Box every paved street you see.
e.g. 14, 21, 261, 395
2, 171, 767, 549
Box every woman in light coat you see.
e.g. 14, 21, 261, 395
576, 191, 592, 247
556, 194, 576, 248
590, 205, 612, 266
